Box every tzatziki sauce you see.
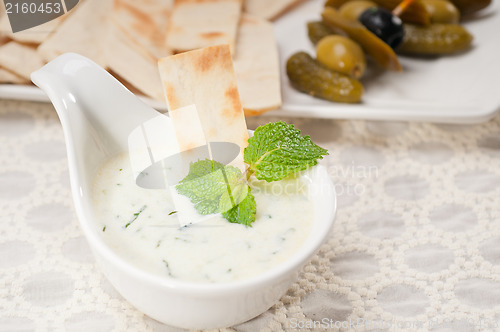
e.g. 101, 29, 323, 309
92, 153, 314, 283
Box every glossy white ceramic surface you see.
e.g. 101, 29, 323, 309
271, 0, 500, 123
31, 53, 336, 329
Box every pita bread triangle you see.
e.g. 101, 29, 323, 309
166, 0, 243, 54
233, 14, 281, 115
37, 0, 112, 67
158, 44, 249, 170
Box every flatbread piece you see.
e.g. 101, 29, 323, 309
106, 23, 164, 101
158, 44, 249, 168
37, 0, 112, 67
233, 14, 281, 115
112, 0, 173, 59
0, 67, 29, 84
0, 14, 66, 44
0, 41, 45, 79
243, 0, 305, 20
166, 0, 242, 54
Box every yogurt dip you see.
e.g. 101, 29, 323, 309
92, 153, 315, 283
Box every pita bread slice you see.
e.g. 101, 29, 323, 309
0, 34, 8, 46
0, 67, 30, 84
112, 0, 173, 59
0, 5, 4, 24
0, 14, 66, 45
158, 44, 249, 169
169, 104, 208, 152
106, 23, 164, 101
37, 0, 111, 67
243, 0, 305, 21
0, 41, 45, 79
0, 22, 8, 47
233, 14, 281, 116
0, 7, 10, 40
166, 0, 242, 54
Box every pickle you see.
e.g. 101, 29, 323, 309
286, 52, 363, 103
421, 0, 460, 24
449, 0, 491, 16
322, 7, 402, 71
398, 23, 473, 55
307, 21, 336, 45
339, 1, 377, 21
325, 0, 356, 8
325, 0, 431, 25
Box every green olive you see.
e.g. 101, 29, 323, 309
316, 35, 366, 79
421, 0, 460, 23
338, 0, 377, 21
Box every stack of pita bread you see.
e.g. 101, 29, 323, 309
0, 0, 305, 115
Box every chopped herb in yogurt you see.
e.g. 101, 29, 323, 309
124, 205, 147, 228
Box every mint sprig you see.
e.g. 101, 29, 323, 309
175, 122, 328, 226
176, 159, 247, 215
244, 121, 328, 182
222, 191, 256, 227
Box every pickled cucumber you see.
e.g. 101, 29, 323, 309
307, 21, 336, 45
339, 0, 377, 21
398, 23, 473, 55
449, 0, 491, 16
286, 52, 363, 103
322, 7, 402, 71
421, 0, 460, 24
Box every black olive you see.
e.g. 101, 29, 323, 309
359, 7, 404, 49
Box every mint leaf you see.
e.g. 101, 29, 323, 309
176, 159, 242, 214
175, 159, 254, 225
180, 159, 224, 182
244, 121, 328, 182
222, 189, 256, 227
219, 182, 249, 213
179, 160, 241, 194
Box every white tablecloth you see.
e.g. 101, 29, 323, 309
1, 99, 499, 331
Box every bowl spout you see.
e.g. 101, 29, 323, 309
32, 53, 162, 153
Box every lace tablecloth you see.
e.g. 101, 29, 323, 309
1, 99, 499, 332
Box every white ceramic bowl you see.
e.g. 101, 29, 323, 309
31, 53, 336, 329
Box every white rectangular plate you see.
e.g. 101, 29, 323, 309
266, 0, 500, 123
1, 0, 499, 123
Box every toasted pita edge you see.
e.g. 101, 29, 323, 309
0, 67, 30, 84
243, 105, 279, 117
243, 0, 305, 21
